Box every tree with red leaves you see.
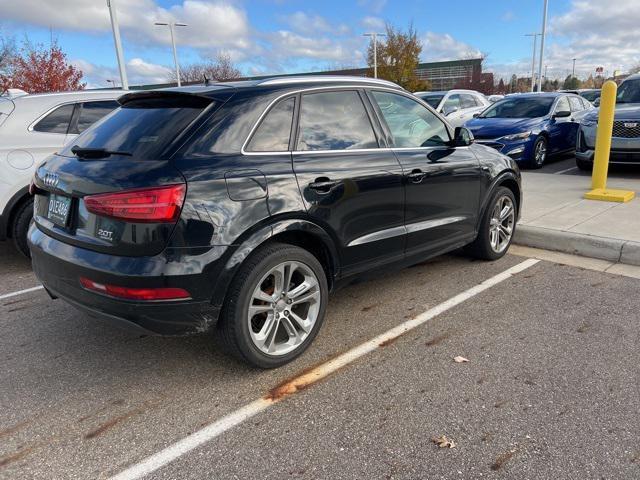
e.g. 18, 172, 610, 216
1, 42, 85, 94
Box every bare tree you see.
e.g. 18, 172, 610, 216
0, 33, 17, 93
172, 53, 242, 83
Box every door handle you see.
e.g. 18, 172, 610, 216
407, 169, 427, 184
309, 178, 339, 193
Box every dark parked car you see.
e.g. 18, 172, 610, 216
29, 76, 521, 368
576, 74, 640, 170
578, 89, 601, 105
465, 92, 593, 168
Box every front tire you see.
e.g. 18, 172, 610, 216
466, 187, 517, 260
576, 157, 592, 171
12, 198, 34, 258
528, 136, 547, 169
218, 242, 328, 368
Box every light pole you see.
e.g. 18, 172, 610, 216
536, 0, 549, 92
106, 79, 116, 88
572, 58, 577, 78
363, 32, 386, 78
107, 0, 128, 90
525, 33, 540, 92
155, 21, 187, 87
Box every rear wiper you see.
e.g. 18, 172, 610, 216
71, 146, 132, 159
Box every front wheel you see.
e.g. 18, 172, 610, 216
217, 242, 328, 368
576, 157, 593, 171
528, 136, 547, 169
466, 187, 517, 260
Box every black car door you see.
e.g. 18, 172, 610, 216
368, 89, 481, 258
292, 89, 406, 276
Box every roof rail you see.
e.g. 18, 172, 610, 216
256, 75, 403, 89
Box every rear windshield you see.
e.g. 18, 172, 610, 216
61, 97, 210, 159
479, 96, 555, 119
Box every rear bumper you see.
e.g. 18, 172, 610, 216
29, 225, 222, 335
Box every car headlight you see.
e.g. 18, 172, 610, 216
499, 131, 532, 141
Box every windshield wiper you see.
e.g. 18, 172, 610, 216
71, 146, 132, 159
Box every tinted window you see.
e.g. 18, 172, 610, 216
33, 104, 74, 134
569, 96, 583, 112
371, 91, 450, 148
480, 96, 555, 119
556, 97, 571, 113
418, 94, 444, 109
580, 90, 600, 102
74, 100, 119, 134
247, 97, 295, 152
617, 79, 640, 104
460, 94, 477, 109
62, 98, 208, 159
297, 91, 377, 151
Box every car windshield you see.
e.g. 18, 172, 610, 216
479, 96, 555, 119
418, 94, 444, 109
580, 91, 600, 102
617, 79, 640, 104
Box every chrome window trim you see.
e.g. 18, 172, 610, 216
347, 215, 467, 247
241, 85, 451, 156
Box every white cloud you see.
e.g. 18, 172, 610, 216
361, 16, 385, 31
279, 12, 350, 35
71, 57, 171, 88
421, 32, 482, 62
267, 30, 363, 63
357, 0, 387, 14
501, 11, 515, 22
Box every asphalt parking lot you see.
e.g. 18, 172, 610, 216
1, 239, 640, 479
538, 153, 640, 179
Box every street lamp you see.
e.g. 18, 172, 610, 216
106, 79, 117, 88
363, 32, 386, 79
572, 58, 577, 78
536, 0, 549, 92
107, 0, 128, 90
525, 33, 540, 92
155, 21, 187, 87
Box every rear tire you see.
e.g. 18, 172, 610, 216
466, 187, 517, 261
217, 242, 328, 369
12, 198, 34, 258
576, 157, 593, 171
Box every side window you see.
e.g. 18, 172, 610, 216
474, 95, 487, 107
74, 100, 119, 134
460, 94, 477, 109
442, 94, 461, 113
371, 90, 450, 148
297, 91, 378, 151
555, 97, 571, 114
246, 97, 295, 152
33, 104, 75, 134
569, 96, 583, 112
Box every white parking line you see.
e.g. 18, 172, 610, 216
555, 166, 578, 175
0, 285, 44, 301
109, 258, 540, 480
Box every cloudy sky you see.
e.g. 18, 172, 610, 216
0, 0, 638, 88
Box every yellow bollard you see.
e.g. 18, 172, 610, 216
584, 80, 635, 202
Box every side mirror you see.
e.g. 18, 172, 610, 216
593, 98, 601, 107
553, 110, 571, 119
472, 113, 480, 118
443, 105, 459, 116
453, 127, 474, 147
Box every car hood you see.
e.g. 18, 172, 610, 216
465, 117, 542, 139
584, 104, 640, 122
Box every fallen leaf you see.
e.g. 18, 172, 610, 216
454, 356, 469, 363
432, 435, 456, 448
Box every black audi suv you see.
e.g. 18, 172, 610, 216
29, 76, 521, 368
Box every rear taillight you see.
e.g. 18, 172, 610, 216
84, 184, 186, 223
80, 277, 191, 301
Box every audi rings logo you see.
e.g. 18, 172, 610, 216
43, 172, 59, 188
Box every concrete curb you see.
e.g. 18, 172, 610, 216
513, 225, 640, 266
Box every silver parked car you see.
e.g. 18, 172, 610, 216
0, 90, 123, 256
576, 74, 640, 170
413, 89, 490, 127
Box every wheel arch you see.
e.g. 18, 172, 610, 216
476, 171, 521, 232
210, 217, 340, 308
0, 186, 31, 241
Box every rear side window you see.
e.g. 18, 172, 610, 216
371, 90, 450, 148
33, 104, 74, 134
297, 91, 378, 151
460, 94, 477, 109
246, 97, 295, 152
569, 96, 583, 112
73, 100, 119, 134
63, 97, 209, 159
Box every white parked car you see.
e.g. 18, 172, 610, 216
414, 89, 490, 127
0, 90, 123, 256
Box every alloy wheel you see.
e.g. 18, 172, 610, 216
247, 261, 321, 356
534, 138, 547, 166
489, 195, 515, 254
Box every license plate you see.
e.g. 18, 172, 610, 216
47, 194, 71, 226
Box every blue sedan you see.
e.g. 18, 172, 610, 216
464, 93, 593, 168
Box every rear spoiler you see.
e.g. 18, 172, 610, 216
117, 90, 216, 108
